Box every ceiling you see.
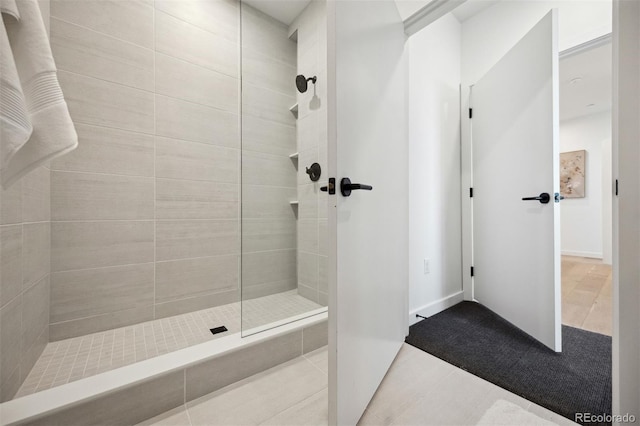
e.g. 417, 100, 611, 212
451, 0, 500, 22
242, 0, 311, 25
243, 0, 499, 26
559, 41, 612, 121
394, 0, 431, 21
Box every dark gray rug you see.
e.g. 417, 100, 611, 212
406, 301, 611, 425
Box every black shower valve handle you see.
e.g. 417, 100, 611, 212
306, 163, 321, 182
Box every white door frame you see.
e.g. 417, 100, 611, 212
403, 0, 640, 419
612, 0, 639, 419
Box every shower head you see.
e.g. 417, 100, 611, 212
296, 74, 317, 93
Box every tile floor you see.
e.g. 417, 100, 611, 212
561, 256, 612, 335
131, 257, 608, 425
140, 344, 577, 426
13, 256, 609, 418
15, 291, 322, 398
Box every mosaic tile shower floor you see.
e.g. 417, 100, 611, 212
16, 291, 322, 398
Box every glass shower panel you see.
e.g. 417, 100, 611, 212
1, 0, 252, 403
240, 0, 328, 336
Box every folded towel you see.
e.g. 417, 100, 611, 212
0, 0, 19, 17
1, 0, 77, 189
1, 0, 33, 179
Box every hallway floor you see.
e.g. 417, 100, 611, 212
15, 291, 322, 398
134, 257, 609, 425
561, 256, 612, 335
140, 344, 576, 426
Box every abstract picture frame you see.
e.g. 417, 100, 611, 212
560, 149, 586, 198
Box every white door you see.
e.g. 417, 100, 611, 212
472, 10, 561, 352
327, 0, 408, 424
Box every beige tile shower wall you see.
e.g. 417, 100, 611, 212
0, 172, 51, 402
0, 1, 52, 402
241, 6, 297, 300
290, 1, 328, 305
48, 0, 298, 340
49, 0, 157, 341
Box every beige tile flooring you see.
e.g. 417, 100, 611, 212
139, 259, 614, 426
15, 291, 322, 398
140, 344, 576, 426
561, 256, 612, 335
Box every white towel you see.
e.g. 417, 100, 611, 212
1, 0, 77, 189
1, 0, 33, 178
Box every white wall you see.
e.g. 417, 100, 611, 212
560, 111, 611, 259
408, 13, 463, 324
462, 0, 612, 85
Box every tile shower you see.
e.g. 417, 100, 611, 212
0, 0, 328, 414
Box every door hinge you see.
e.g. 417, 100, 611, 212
470, 266, 474, 277
615, 179, 618, 196
469, 108, 473, 119
470, 187, 474, 198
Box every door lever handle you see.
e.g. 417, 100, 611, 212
522, 192, 551, 204
341, 177, 373, 197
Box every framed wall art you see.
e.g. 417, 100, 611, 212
560, 150, 586, 198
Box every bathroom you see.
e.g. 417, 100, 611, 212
3, 0, 636, 424
1, 0, 330, 423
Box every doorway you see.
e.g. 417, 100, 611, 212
405, 0, 614, 423
558, 38, 613, 336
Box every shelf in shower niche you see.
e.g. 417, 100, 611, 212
289, 152, 299, 159
289, 103, 299, 119
289, 200, 299, 205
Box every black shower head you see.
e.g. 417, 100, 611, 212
296, 74, 317, 93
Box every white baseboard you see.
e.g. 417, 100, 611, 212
409, 291, 464, 326
561, 250, 603, 259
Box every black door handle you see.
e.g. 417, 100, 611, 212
522, 192, 551, 204
341, 177, 373, 197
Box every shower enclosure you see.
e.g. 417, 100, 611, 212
0, 0, 328, 415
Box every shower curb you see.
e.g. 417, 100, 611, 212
0, 312, 328, 426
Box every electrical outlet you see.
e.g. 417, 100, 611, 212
423, 258, 430, 275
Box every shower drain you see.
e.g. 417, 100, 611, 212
209, 325, 228, 336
